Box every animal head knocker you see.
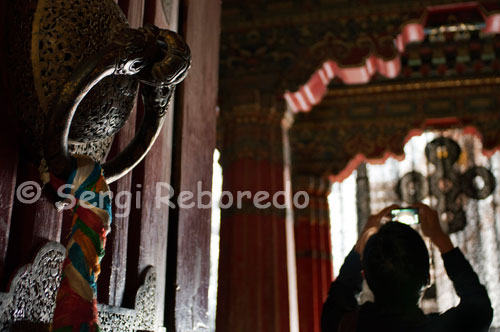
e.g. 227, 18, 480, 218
43, 25, 191, 183
6, 0, 191, 183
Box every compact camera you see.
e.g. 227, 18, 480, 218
391, 208, 419, 225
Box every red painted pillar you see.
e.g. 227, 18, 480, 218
292, 175, 333, 332
216, 95, 290, 332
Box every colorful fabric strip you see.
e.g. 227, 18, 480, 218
50, 155, 110, 332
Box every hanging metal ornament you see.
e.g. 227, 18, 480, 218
397, 136, 496, 233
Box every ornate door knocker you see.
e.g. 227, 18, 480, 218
6, 0, 191, 183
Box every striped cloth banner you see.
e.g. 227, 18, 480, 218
48, 155, 112, 332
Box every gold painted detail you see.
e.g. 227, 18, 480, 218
327, 76, 500, 97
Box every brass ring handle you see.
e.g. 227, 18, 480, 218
103, 84, 173, 183
43, 26, 190, 183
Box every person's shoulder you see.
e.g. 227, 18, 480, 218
358, 301, 377, 314
423, 310, 469, 332
356, 302, 384, 330
357, 301, 376, 319
425, 312, 440, 319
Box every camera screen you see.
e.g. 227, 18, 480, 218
391, 208, 419, 225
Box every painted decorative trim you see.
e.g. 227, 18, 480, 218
284, 2, 500, 113
326, 76, 500, 97
0, 242, 163, 332
283, 21, 424, 112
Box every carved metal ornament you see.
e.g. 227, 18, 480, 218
98, 267, 164, 332
0, 242, 163, 332
397, 137, 496, 233
0, 242, 64, 331
6, 0, 191, 183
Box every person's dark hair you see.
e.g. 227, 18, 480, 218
362, 222, 430, 307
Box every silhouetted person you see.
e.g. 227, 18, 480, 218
322, 204, 493, 332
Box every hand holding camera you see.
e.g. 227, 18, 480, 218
413, 203, 454, 254
355, 204, 399, 255
356, 203, 454, 255
391, 203, 454, 254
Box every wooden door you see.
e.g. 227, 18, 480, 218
0, 0, 220, 331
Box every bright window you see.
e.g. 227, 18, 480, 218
208, 149, 222, 332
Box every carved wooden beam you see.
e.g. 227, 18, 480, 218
290, 76, 500, 178
220, 0, 500, 101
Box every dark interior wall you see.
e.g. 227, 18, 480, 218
0, 0, 18, 284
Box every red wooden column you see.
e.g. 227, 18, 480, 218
292, 175, 333, 332
216, 94, 290, 332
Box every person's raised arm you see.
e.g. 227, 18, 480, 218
321, 205, 398, 332
415, 203, 493, 331
416, 203, 453, 254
